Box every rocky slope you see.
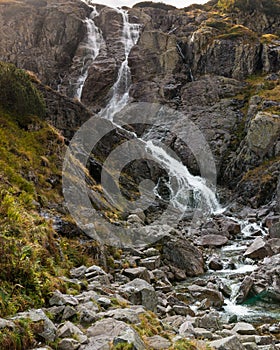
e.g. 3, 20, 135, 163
0, 0, 280, 349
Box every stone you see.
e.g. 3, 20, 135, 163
242, 343, 258, 350
140, 256, 161, 270
57, 321, 87, 344
209, 257, 224, 271
188, 284, 224, 308
143, 248, 159, 257
244, 237, 273, 259
113, 328, 146, 350
196, 235, 228, 247
173, 305, 195, 317
12, 309, 56, 342
49, 290, 79, 307
0, 318, 15, 330
120, 278, 158, 312
232, 322, 257, 335
269, 221, 280, 238
146, 335, 172, 349
103, 308, 140, 324
124, 267, 150, 283
210, 335, 245, 350
196, 312, 221, 331
61, 306, 77, 320
58, 338, 80, 350
70, 266, 87, 279
193, 327, 213, 340
235, 276, 254, 304
84, 318, 135, 350
97, 297, 111, 308
178, 321, 195, 337
163, 238, 204, 277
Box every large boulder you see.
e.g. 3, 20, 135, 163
162, 238, 204, 277
120, 278, 158, 312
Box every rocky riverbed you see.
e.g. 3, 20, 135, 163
2, 200, 279, 350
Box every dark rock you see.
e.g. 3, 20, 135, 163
235, 276, 254, 304
196, 234, 228, 247
162, 237, 204, 277
209, 257, 224, 271
244, 237, 273, 259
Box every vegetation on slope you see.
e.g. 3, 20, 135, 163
0, 62, 95, 318
217, 0, 280, 15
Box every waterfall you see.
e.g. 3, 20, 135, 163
97, 7, 221, 216
100, 8, 141, 121
74, 6, 103, 100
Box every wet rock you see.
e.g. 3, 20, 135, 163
232, 322, 257, 335
209, 257, 224, 271
210, 335, 245, 350
196, 235, 228, 247
188, 284, 224, 308
235, 276, 254, 304
124, 267, 150, 283
120, 278, 158, 311
173, 305, 195, 317
146, 335, 171, 349
244, 237, 273, 259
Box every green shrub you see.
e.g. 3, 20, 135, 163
133, 1, 176, 10
0, 62, 45, 121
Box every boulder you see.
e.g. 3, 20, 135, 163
244, 237, 273, 259
146, 335, 172, 349
49, 290, 79, 307
232, 322, 257, 335
209, 257, 224, 271
196, 235, 228, 247
57, 321, 87, 344
188, 285, 224, 308
12, 309, 56, 342
235, 276, 254, 304
84, 318, 138, 350
120, 278, 158, 312
124, 267, 150, 283
113, 328, 146, 350
162, 238, 204, 277
210, 335, 245, 350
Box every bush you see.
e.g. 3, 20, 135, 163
218, 0, 280, 15
0, 62, 45, 120
133, 1, 176, 11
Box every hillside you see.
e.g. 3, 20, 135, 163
0, 0, 279, 349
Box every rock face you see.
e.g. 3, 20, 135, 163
0, 0, 90, 88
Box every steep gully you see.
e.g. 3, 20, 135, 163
68, 4, 279, 323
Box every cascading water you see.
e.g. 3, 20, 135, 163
78, 6, 221, 216
98, 8, 221, 215
74, 6, 103, 100
100, 8, 141, 121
